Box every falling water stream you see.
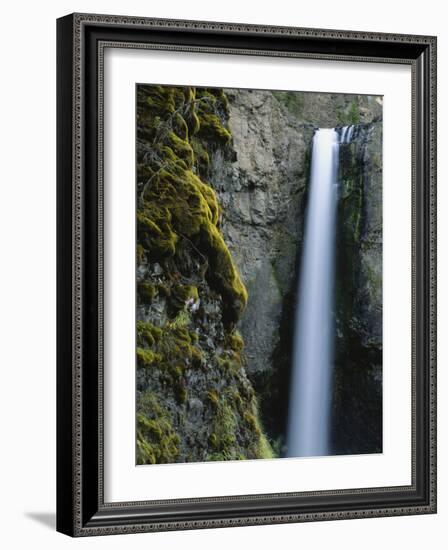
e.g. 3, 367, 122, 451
286, 126, 349, 458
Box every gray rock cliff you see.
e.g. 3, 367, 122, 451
213, 89, 383, 450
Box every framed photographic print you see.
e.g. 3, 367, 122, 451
56, 13, 437, 536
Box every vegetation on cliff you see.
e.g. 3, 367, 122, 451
136, 85, 273, 464
137, 85, 247, 325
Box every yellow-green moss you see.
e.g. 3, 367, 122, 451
136, 347, 161, 368
166, 131, 194, 167
135, 85, 277, 464
137, 319, 204, 377
176, 385, 188, 404
227, 387, 244, 412
137, 321, 162, 348
253, 432, 275, 460
197, 113, 231, 144
200, 223, 248, 324
169, 284, 199, 314
245, 400, 275, 460
137, 391, 180, 464
209, 433, 218, 448
157, 283, 171, 298
136, 244, 145, 264
137, 209, 178, 259
227, 331, 244, 352
191, 138, 210, 176
205, 387, 275, 462
137, 84, 246, 326
209, 396, 237, 453
206, 389, 219, 408
138, 281, 156, 304
169, 309, 191, 328
142, 85, 176, 115
195, 89, 232, 145
243, 410, 262, 437
216, 354, 242, 375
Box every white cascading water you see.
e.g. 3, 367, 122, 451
341, 125, 355, 144
286, 128, 341, 458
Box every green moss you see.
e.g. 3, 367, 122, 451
137, 84, 247, 326
159, 326, 190, 359
227, 387, 244, 412
137, 319, 203, 405
243, 410, 262, 437
206, 389, 219, 408
166, 131, 194, 167
209, 433, 218, 448
136, 347, 161, 368
210, 396, 237, 450
244, 401, 275, 460
176, 385, 188, 404
170, 309, 191, 328
138, 281, 156, 304
191, 138, 211, 176
137, 321, 162, 347
238, 380, 255, 401
173, 112, 189, 140
136, 244, 145, 264
157, 283, 171, 297
169, 284, 199, 315
252, 432, 275, 460
137, 391, 180, 464
137, 209, 178, 259
216, 353, 242, 375
199, 223, 248, 325
197, 113, 231, 144
206, 388, 275, 462
136, 85, 277, 464
189, 111, 201, 136
227, 331, 244, 352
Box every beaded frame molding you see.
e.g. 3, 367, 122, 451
56, 13, 437, 537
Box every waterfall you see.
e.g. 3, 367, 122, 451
340, 124, 355, 144
286, 128, 340, 458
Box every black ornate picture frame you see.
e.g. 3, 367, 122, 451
57, 13, 437, 537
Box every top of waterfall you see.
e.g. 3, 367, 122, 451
315, 128, 340, 142
340, 125, 355, 144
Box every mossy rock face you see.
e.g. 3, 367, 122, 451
206, 389, 274, 461
137, 85, 247, 325
138, 281, 156, 304
136, 84, 273, 464
137, 392, 180, 464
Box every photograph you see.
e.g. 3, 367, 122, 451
135, 84, 383, 464
54, 9, 437, 538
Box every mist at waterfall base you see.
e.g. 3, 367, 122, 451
286, 127, 353, 459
